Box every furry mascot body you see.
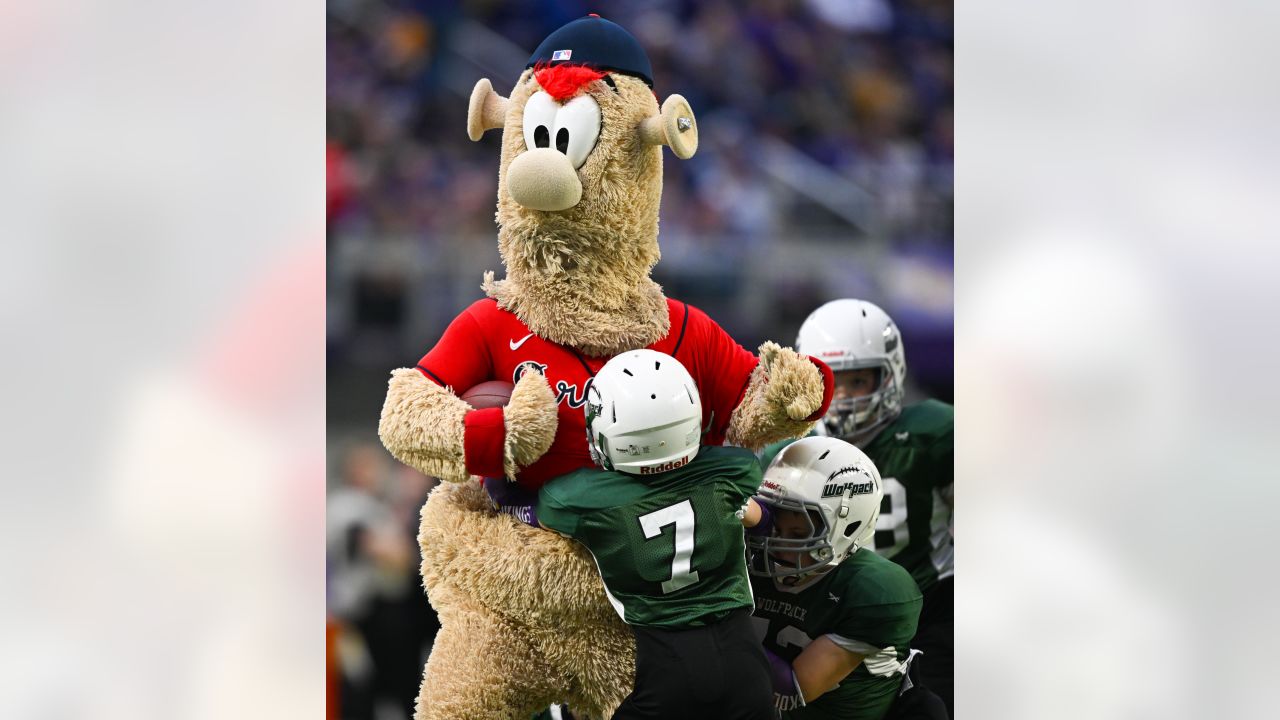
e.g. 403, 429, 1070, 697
378, 16, 834, 719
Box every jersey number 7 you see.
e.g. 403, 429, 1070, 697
638, 499, 700, 594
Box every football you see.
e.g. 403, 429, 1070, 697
460, 380, 514, 409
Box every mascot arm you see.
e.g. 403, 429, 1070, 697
460, 366, 560, 479
459, 369, 557, 480
679, 303, 765, 440
379, 368, 472, 483
679, 304, 833, 447
726, 341, 834, 450
499, 368, 558, 479
381, 306, 558, 482
381, 369, 557, 483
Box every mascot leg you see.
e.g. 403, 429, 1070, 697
418, 482, 639, 720
539, 622, 635, 720
416, 596, 564, 720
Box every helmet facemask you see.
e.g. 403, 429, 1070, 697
747, 495, 827, 579
584, 387, 612, 470
748, 436, 883, 582
823, 362, 902, 445
746, 491, 866, 581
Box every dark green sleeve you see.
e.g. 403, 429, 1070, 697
920, 402, 953, 491
536, 482, 581, 537
833, 599, 920, 652
720, 449, 764, 504
830, 564, 922, 650
930, 421, 954, 492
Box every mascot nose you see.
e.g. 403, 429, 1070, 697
506, 148, 583, 211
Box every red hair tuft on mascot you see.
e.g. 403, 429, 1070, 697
378, 15, 834, 719
532, 63, 606, 101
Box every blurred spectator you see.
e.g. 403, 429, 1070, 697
327, 443, 391, 621
327, 1, 953, 366
328, 443, 439, 720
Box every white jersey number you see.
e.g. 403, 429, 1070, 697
749, 617, 814, 651
639, 499, 701, 594
874, 477, 909, 558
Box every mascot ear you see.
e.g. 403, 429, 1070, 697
640, 94, 698, 160
467, 78, 510, 141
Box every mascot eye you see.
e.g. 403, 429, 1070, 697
522, 91, 558, 152
553, 94, 601, 169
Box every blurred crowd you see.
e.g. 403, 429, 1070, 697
327, 0, 953, 399
328, 443, 441, 720
327, 3, 951, 718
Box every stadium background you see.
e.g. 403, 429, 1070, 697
326, 1, 952, 718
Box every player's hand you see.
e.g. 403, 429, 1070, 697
502, 365, 558, 478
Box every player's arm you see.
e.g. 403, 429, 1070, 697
763, 636, 864, 709
792, 636, 865, 702
739, 497, 763, 528
725, 458, 770, 532
534, 482, 581, 538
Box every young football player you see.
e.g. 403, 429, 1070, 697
761, 299, 954, 714
535, 349, 774, 720
748, 436, 924, 720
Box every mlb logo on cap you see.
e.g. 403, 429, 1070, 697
527, 16, 655, 87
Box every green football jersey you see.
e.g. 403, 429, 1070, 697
750, 550, 922, 720
536, 446, 762, 629
759, 400, 954, 592
860, 400, 953, 592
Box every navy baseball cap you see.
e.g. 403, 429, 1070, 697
526, 14, 654, 87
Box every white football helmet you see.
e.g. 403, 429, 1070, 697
584, 349, 703, 476
747, 436, 883, 579
796, 299, 906, 444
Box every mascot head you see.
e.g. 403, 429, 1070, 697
467, 15, 699, 357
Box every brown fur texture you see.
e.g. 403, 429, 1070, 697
727, 341, 827, 450
502, 369, 559, 479
417, 481, 635, 719
482, 70, 670, 358
385, 64, 831, 720
379, 368, 470, 483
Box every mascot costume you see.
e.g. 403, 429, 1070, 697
378, 15, 834, 720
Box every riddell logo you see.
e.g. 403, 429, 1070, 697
640, 456, 690, 475
820, 350, 844, 357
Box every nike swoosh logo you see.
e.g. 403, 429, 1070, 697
509, 333, 535, 351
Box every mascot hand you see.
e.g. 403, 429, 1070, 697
502, 367, 558, 479
757, 341, 824, 421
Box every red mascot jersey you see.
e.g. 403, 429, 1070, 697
416, 298, 832, 490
